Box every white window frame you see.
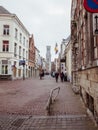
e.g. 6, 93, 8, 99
3, 25, 9, 35
1, 60, 8, 74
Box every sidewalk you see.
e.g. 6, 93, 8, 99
48, 81, 86, 116
0, 76, 97, 129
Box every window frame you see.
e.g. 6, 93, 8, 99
1, 60, 8, 74
3, 25, 10, 35
2, 40, 9, 52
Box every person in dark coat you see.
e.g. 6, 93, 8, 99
55, 71, 59, 82
60, 72, 64, 82
64, 70, 67, 81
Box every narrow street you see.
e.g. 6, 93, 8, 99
0, 76, 97, 130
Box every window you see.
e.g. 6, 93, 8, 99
23, 37, 25, 46
1, 60, 8, 74
2, 41, 9, 52
19, 46, 21, 59
14, 43, 17, 57
26, 40, 28, 48
20, 33, 22, 43
3, 25, 9, 35
23, 49, 25, 59
15, 28, 18, 39
26, 51, 27, 60
94, 36, 98, 59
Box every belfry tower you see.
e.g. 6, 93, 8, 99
46, 46, 51, 73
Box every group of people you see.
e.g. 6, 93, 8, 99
39, 69, 67, 82
55, 71, 67, 83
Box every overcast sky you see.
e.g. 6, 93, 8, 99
0, 0, 72, 61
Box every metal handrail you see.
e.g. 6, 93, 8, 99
46, 86, 60, 114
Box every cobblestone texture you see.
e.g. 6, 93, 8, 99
0, 114, 97, 130
0, 76, 97, 129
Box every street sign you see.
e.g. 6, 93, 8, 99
84, 0, 98, 13
19, 60, 25, 66
93, 14, 98, 35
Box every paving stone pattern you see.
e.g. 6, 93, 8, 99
0, 114, 97, 130
0, 76, 97, 129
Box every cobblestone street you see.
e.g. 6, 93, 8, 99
0, 0, 98, 129
0, 76, 97, 129
0, 114, 97, 130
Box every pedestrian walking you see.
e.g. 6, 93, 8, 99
64, 70, 67, 81
60, 72, 64, 82
39, 71, 42, 79
55, 71, 59, 82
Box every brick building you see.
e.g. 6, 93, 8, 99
71, 0, 98, 122
28, 34, 35, 77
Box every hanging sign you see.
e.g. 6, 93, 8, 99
84, 0, 98, 13
19, 60, 25, 66
93, 13, 98, 35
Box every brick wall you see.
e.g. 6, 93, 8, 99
79, 67, 98, 115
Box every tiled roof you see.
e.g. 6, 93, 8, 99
0, 6, 11, 14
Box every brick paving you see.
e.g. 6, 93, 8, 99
0, 77, 51, 115
0, 114, 97, 130
0, 76, 97, 129
48, 82, 86, 116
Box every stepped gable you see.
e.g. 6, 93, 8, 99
0, 6, 11, 14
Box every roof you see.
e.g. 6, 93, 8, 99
0, 6, 30, 35
0, 6, 11, 14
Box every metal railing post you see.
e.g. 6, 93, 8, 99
46, 87, 60, 115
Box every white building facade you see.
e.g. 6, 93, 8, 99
0, 6, 30, 80
60, 37, 70, 73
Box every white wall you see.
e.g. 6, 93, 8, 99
0, 15, 30, 79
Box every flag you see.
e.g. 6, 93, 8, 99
54, 43, 58, 54
84, 0, 98, 13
